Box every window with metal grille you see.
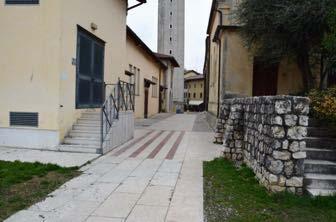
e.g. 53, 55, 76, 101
10, 112, 38, 127
6, 0, 39, 4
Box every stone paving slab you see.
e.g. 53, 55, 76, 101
0, 146, 100, 167
5, 114, 222, 222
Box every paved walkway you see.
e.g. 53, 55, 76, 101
6, 113, 221, 222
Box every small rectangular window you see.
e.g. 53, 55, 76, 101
6, 0, 39, 4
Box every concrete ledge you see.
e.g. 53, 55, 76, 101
102, 111, 135, 154
0, 127, 59, 149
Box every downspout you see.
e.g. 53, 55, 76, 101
215, 9, 223, 118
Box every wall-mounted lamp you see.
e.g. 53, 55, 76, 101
91, 23, 98, 31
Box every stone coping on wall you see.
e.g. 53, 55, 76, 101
216, 95, 310, 194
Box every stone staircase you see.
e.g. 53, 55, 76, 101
58, 111, 103, 154
304, 119, 336, 196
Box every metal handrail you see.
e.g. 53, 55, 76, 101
100, 79, 135, 151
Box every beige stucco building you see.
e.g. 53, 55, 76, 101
0, 0, 145, 149
155, 53, 180, 113
204, 0, 305, 118
126, 27, 168, 119
184, 70, 205, 111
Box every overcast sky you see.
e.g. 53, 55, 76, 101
127, 0, 212, 73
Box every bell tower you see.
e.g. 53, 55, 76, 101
158, 0, 185, 110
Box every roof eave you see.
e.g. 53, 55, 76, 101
127, 26, 167, 69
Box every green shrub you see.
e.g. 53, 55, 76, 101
308, 87, 336, 126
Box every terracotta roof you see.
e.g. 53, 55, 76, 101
127, 26, 167, 69
185, 75, 205, 81
185, 70, 202, 76
154, 53, 180, 67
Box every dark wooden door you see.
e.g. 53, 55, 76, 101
144, 87, 149, 119
76, 28, 105, 108
253, 62, 279, 96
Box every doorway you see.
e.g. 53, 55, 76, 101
253, 61, 279, 96
144, 87, 149, 119
76, 27, 105, 108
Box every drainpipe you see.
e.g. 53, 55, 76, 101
214, 9, 223, 118
127, 0, 146, 11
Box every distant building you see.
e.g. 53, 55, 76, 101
204, 0, 309, 126
184, 71, 205, 112
158, 0, 185, 112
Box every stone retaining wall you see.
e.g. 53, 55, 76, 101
216, 96, 310, 194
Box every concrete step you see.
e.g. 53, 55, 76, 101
81, 112, 100, 117
64, 137, 100, 146
304, 148, 336, 161
306, 137, 336, 149
309, 119, 323, 127
78, 119, 100, 124
69, 131, 100, 138
73, 124, 100, 131
304, 160, 336, 174
58, 144, 100, 154
307, 127, 336, 138
306, 188, 336, 196
304, 173, 336, 190
74, 122, 100, 127
80, 117, 101, 121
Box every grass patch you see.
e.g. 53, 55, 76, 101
204, 158, 336, 222
0, 161, 79, 221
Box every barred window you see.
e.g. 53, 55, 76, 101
6, 0, 39, 4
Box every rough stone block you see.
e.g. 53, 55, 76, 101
282, 140, 289, 150
268, 159, 284, 175
289, 141, 300, 152
275, 100, 292, 114
272, 116, 283, 125
284, 115, 298, 126
287, 127, 307, 140
270, 185, 286, 192
286, 177, 303, 187
284, 161, 294, 177
268, 174, 278, 185
293, 99, 310, 115
273, 151, 291, 160
287, 187, 296, 194
279, 176, 286, 186
299, 116, 309, 126
271, 126, 285, 139
292, 152, 307, 159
